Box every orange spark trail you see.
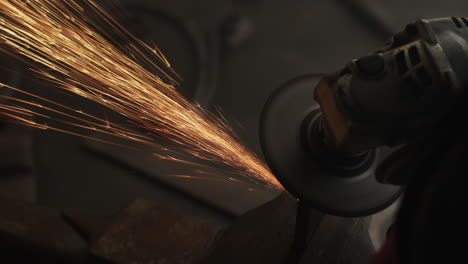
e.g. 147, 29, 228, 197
0, 0, 282, 189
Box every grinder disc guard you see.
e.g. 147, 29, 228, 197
260, 75, 402, 217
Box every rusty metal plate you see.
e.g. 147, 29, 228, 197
92, 198, 224, 264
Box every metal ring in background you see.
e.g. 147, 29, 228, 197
123, 5, 219, 108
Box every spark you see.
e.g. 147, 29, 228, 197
0, 0, 282, 189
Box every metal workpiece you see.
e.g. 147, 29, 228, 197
0, 197, 225, 264
89, 194, 374, 264
203, 193, 374, 264
91, 199, 225, 264
0, 195, 89, 263
0, 193, 376, 264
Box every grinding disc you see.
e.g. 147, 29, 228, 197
260, 75, 402, 217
